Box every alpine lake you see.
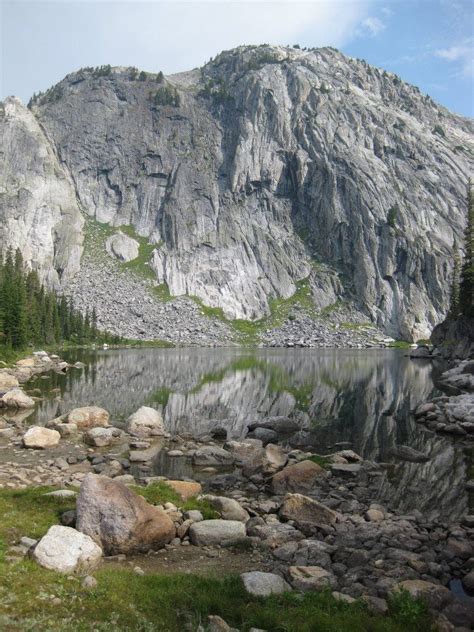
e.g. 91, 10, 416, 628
22, 346, 473, 523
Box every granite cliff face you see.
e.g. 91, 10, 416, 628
1, 45, 473, 340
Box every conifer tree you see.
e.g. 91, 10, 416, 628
449, 242, 461, 318
459, 179, 474, 318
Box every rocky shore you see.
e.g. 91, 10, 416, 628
414, 361, 474, 444
1, 352, 474, 631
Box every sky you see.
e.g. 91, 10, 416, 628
0, 0, 473, 116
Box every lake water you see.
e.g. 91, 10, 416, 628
25, 347, 473, 521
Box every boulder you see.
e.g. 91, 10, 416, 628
193, 446, 235, 467
105, 231, 140, 262
248, 416, 300, 433
288, 566, 337, 591
271, 460, 326, 494
189, 519, 246, 546
247, 427, 278, 445
76, 474, 175, 554
262, 444, 288, 472
365, 509, 384, 522
280, 494, 338, 531
446, 538, 473, 560
462, 571, 474, 592
391, 580, 453, 610
166, 480, 202, 501
32, 525, 102, 574
23, 426, 60, 449
206, 496, 249, 522
241, 571, 290, 596
126, 406, 165, 437
84, 427, 117, 447
225, 439, 264, 467
0, 371, 19, 391
388, 445, 430, 463
2, 388, 35, 409
66, 406, 109, 430
330, 463, 361, 477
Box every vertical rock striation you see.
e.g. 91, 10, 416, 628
1, 45, 473, 339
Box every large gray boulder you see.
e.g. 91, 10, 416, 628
280, 494, 338, 531
189, 519, 246, 546
76, 474, 175, 554
23, 426, 60, 449
193, 446, 235, 467
105, 231, 139, 262
33, 525, 102, 574
2, 388, 35, 409
271, 460, 326, 494
241, 571, 290, 596
205, 496, 249, 522
66, 406, 110, 430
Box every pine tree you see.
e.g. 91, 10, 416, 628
459, 179, 474, 318
449, 242, 461, 318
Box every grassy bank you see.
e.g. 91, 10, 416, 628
0, 487, 434, 631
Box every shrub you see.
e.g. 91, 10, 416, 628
138, 71, 148, 82
433, 125, 445, 138
152, 85, 181, 107
387, 205, 399, 228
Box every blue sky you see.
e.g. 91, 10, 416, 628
1, 0, 473, 116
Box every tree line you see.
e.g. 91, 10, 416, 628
0, 249, 122, 350
449, 179, 474, 319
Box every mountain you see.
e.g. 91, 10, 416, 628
1, 44, 473, 343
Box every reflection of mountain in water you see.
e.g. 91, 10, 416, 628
29, 348, 468, 520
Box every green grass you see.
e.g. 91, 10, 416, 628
189, 277, 325, 344
131, 482, 219, 519
388, 341, 412, 349
83, 217, 158, 281
0, 346, 36, 365
0, 487, 434, 631
308, 454, 332, 469
152, 282, 173, 302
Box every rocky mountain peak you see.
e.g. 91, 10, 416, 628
2, 45, 473, 341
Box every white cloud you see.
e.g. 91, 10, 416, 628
435, 40, 473, 77
361, 16, 386, 36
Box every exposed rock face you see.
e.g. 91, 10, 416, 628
0, 97, 83, 287
76, 473, 175, 554
432, 315, 474, 359
2, 45, 473, 339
